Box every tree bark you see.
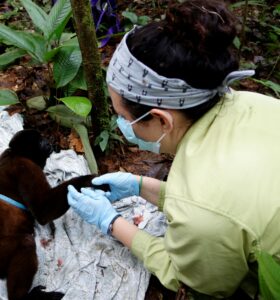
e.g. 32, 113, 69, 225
70, 0, 110, 138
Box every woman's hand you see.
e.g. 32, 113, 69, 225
67, 185, 120, 234
91, 172, 139, 201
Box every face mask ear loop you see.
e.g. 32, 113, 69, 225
130, 111, 151, 125
156, 132, 167, 143
156, 111, 172, 143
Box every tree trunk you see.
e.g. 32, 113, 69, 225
70, 0, 110, 139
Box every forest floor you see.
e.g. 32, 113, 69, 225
0, 0, 279, 299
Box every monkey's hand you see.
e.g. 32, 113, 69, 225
66, 174, 110, 192
67, 185, 120, 235
91, 172, 139, 201
27, 285, 64, 299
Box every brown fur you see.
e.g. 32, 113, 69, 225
0, 130, 103, 300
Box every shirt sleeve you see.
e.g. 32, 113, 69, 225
157, 181, 166, 212
131, 230, 180, 291
131, 198, 252, 298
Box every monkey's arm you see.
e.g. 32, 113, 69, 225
41, 174, 105, 224
16, 159, 107, 225
36, 174, 96, 224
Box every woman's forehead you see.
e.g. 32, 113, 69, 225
108, 86, 133, 120
109, 87, 122, 111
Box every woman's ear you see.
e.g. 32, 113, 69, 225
150, 109, 173, 133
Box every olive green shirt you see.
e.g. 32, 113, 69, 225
131, 90, 280, 298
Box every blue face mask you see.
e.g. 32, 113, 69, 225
117, 111, 166, 154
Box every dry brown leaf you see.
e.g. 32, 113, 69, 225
68, 131, 84, 153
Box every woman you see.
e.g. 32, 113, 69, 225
67, 0, 280, 297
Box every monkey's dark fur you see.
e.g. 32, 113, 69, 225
0, 130, 106, 300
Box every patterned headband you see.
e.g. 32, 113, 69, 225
106, 27, 255, 109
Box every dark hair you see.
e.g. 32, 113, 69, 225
122, 0, 239, 122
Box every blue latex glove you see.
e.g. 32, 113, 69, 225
92, 172, 139, 202
67, 185, 120, 235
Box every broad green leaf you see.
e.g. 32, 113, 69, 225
257, 251, 280, 300
60, 32, 77, 44
47, 104, 89, 128
138, 15, 151, 26
253, 79, 280, 98
110, 132, 124, 143
20, 0, 48, 34
23, 32, 47, 62
95, 126, 124, 151
0, 25, 46, 62
98, 130, 110, 152
233, 36, 241, 49
53, 46, 82, 87
62, 83, 77, 96
0, 48, 26, 68
59, 96, 92, 117
26, 96, 47, 110
0, 89, 19, 106
61, 36, 79, 47
70, 67, 87, 90
44, 47, 61, 62
45, 0, 72, 41
110, 114, 118, 130
0, 24, 35, 54
45, 34, 78, 61
122, 11, 138, 24
73, 124, 98, 174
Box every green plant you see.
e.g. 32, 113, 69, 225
121, 10, 151, 30
252, 78, 280, 98
229, 0, 266, 9
257, 251, 280, 300
0, 0, 84, 92
1, 0, 57, 62
0, 91, 100, 173
0, 89, 20, 106
94, 114, 123, 153
0, 0, 20, 22
46, 98, 99, 173
0, 0, 103, 173
230, 0, 279, 97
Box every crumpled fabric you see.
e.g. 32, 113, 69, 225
0, 110, 167, 299
0, 110, 24, 153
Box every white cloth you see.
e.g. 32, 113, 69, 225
0, 111, 24, 153
0, 110, 166, 299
